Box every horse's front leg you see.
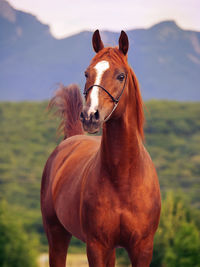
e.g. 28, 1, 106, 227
106, 249, 115, 267
127, 237, 154, 267
86, 240, 114, 267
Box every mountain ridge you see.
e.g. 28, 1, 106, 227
0, 0, 200, 101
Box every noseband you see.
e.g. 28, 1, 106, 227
83, 74, 127, 122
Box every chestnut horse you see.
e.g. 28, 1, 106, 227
41, 30, 161, 267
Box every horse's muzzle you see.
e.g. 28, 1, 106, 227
80, 108, 101, 134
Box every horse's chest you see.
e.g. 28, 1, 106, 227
82, 190, 156, 244
81, 191, 120, 236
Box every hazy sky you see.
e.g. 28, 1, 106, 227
8, 0, 200, 38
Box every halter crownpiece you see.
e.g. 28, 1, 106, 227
83, 74, 127, 122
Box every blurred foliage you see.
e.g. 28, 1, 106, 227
0, 101, 58, 249
144, 101, 200, 207
151, 192, 200, 267
0, 100, 200, 264
0, 200, 38, 267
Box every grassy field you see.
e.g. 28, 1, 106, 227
38, 253, 88, 267
38, 253, 128, 267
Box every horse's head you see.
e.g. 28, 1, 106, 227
80, 30, 144, 137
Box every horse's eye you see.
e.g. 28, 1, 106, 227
117, 73, 125, 81
85, 72, 89, 79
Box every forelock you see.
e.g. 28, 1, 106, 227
91, 47, 127, 67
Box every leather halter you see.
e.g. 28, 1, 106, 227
83, 74, 127, 122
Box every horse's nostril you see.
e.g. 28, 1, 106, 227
94, 110, 100, 120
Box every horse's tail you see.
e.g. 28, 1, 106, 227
49, 84, 84, 139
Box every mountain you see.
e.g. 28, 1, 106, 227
0, 0, 200, 101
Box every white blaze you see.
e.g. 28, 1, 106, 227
89, 60, 109, 114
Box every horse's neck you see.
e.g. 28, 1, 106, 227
100, 106, 142, 180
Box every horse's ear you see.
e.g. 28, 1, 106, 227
92, 30, 104, 53
119, 30, 129, 55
